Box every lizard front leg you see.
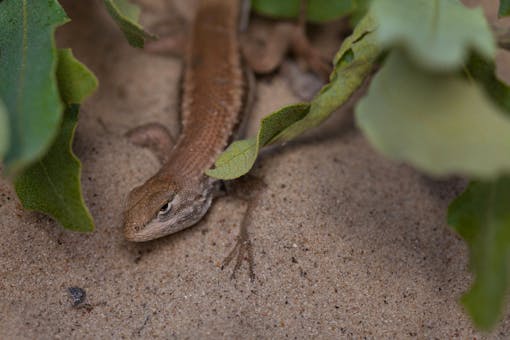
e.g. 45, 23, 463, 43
125, 123, 175, 164
242, 0, 332, 80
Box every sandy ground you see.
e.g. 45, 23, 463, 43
2, 0, 510, 338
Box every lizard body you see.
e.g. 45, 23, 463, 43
123, 0, 246, 241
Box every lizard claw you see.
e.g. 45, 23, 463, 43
221, 178, 264, 282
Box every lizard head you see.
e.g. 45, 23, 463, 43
123, 175, 215, 242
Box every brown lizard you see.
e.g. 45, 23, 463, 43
124, 0, 247, 241
123, 0, 330, 278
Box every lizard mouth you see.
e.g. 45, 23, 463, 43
124, 228, 152, 242
123, 221, 151, 242
122, 210, 156, 242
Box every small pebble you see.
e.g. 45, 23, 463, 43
68, 287, 86, 306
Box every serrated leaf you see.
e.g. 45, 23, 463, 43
0, 99, 8, 159
14, 50, 98, 232
207, 14, 380, 179
0, 0, 69, 176
500, 0, 510, 17
104, 0, 156, 48
251, 0, 355, 23
448, 177, 510, 329
356, 51, 510, 178
371, 0, 495, 71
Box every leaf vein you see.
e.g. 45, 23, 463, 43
38, 160, 73, 217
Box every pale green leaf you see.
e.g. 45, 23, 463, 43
371, 0, 495, 70
14, 50, 97, 232
356, 51, 510, 178
273, 12, 379, 142
206, 138, 257, 180
448, 177, 510, 329
206, 105, 309, 179
104, 0, 156, 48
207, 14, 380, 179
0, 0, 69, 176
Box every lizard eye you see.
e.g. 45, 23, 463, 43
158, 202, 172, 216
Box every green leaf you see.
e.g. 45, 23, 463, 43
14, 50, 98, 232
466, 55, 510, 114
0, 0, 69, 176
56, 49, 99, 104
206, 104, 310, 179
350, 0, 371, 25
273, 13, 379, 142
15, 106, 94, 232
0, 99, 8, 159
500, 0, 510, 17
207, 14, 380, 179
104, 0, 156, 48
448, 177, 510, 329
356, 51, 510, 178
371, 0, 495, 71
251, 0, 355, 23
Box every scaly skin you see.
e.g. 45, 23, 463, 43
123, 0, 245, 242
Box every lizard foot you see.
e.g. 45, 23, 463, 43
290, 26, 332, 80
241, 22, 294, 74
221, 225, 255, 282
221, 175, 266, 281
143, 2, 188, 57
290, 0, 332, 80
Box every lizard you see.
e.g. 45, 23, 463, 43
122, 0, 331, 278
123, 0, 247, 242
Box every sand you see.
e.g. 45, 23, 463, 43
2, 0, 510, 338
